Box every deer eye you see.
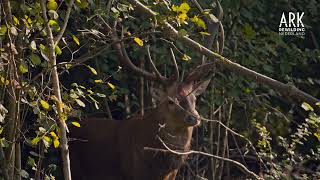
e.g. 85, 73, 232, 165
168, 99, 175, 105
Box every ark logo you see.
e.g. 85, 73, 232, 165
278, 12, 305, 36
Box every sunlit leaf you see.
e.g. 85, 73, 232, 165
107, 82, 116, 90
53, 139, 60, 148
40, 100, 50, 109
71, 121, 81, 127
75, 98, 85, 107
301, 102, 314, 112
200, 31, 211, 37
0, 25, 7, 35
43, 136, 52, 143
30, 41, 37, 51
314, 132, 320, 141
19, 62, 29, 74
134, 37, 143, 46
94, 79, 103, 83
60, 113, 67, 121
13, 16, 20, 25
50, 131, 58, 138
31, 137, 41, 145
55, 45, 62, 55
172, 3, 190, 14
72, 35, 80, 45
87, 66, 97, 75
96, 93, 106, 98
48, 20, 60, 32
182, 54, 191, 61
179, 3, 190, 14
47, 0, 58, 10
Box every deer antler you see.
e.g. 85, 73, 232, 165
110, 25, 169, 84
169, 48, 180, 81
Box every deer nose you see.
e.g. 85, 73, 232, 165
184, 116, 198, 126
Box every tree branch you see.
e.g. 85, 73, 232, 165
40, 1, 72, 179
54, 0, 75, 45
128, 0, 320, 108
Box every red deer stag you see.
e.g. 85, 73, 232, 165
69, 43, 212, 180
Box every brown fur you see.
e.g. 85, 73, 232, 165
70, 81, 210, 180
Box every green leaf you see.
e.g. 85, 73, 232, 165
87, 66, 97, 75
48, 20, 60, 32
75, 98, 85, 107
96, 93, 106, 98
48, 10, 59, 19
0, 25, 7, 35
55, 45, 62, 55
30, 54, 41, 65
72, 35, 80, 45
71, 121, 81, 127
19, 62, 29, 74
301, 102, 314, 112
31, 137, 41, 145
178, 29, 188, 37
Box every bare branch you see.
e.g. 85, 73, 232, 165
144, 136, 262, 180
54, 0, 75, 45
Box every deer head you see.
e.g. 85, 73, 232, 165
114, 42, 212, 129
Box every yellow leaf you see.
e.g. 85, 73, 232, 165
177, 13, 188, 23
314, 132, 320, 141
50, 131, 58, 138
191, 16, 206, 29
182, 54, 191, 61
47, 0, 58, 10
53, 139, 60, 148
134, 37, 143, 46
43, 136, 52, 143
107, 82, 116, 90
71, 121, 81, 127
94, 79, 103, 83
0, 25, 7, 35
87, 66, 97, 75
199, 31, 210, 36
13, 15, 20, 25
40, 100, 50, 109
60, 113, 68, 121
172, 5, 178, 12
178, 3, 190, 14
72, 35, 80, 45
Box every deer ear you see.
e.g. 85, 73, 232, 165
150, 87, 165, 102
193, 79, 211, 96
